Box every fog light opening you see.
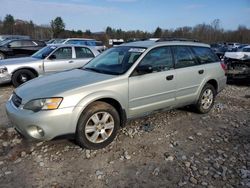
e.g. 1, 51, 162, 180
37, 127, 45, 137
28, 125, 45, 139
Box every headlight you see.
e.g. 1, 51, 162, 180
23, 97, 63, 112
0, 66, 8, 74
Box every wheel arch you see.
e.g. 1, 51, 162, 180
206, 79, 218, 94
195, 78, 219, 103
75, 95, 127, 129
95, 98, 127, 127
12, 67, 39, 77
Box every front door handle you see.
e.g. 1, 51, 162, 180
166, 75, 174, 80
198, 70, 204, 74
68, 60, 74, 63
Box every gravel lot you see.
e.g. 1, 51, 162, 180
0, 82, 249, 188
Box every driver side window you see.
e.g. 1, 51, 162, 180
51, 47, 72, 60
138, 46, 174, 74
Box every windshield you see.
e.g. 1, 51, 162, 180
84, 46, 146, 75
32, 46, 57, 59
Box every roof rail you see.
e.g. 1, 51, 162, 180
156, 38, 199, 42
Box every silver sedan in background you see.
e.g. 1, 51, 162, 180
0, 44, 99, 87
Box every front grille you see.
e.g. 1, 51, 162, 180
11, 93, 22, 108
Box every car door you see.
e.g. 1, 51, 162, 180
73, 46, 95, 68
43, 47, 73, 74
128, 46, 176, 117
172, 46, 204, 106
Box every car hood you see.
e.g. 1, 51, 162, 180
0, 57, 40, 66
15, 69, 116, 102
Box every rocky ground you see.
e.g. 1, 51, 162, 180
0, 82, 249, 188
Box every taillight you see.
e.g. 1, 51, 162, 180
220, 62, 227, 72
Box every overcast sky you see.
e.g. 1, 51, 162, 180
0, 0, 250, 32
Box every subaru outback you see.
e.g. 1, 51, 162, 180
6, 39, 227, 149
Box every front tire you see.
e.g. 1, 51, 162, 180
76, 101, 120, 150
12, 69, 36, 87
195, 83, 216, 114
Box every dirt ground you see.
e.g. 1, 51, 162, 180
0, 81, 249, 188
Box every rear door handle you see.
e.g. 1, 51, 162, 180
166, 75, 174, 80
68, 60, 74, 63
198, 70, 204, 74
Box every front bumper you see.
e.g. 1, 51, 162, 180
5, 100, 81, 140
0, 73, 11, 84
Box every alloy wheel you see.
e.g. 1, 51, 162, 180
201, 89, 214, 110
85, 112, 115, 144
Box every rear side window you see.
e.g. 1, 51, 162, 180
75, 47, 94, 58
173, 46, 198, 68
192, 46, 219, 64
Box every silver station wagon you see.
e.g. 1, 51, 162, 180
6, 39, 227, 149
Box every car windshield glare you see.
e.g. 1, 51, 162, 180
32, 46, 57, 59
84, 46, 145, 75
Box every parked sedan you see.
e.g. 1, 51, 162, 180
0, 44, 99, 87
0, 39, 46, 60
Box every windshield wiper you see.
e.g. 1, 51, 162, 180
83, 67, 122, 75
83, 67, 104, 73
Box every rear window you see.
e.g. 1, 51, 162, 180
192, 46, 219, 64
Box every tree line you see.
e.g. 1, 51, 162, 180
0, 14, 250, 45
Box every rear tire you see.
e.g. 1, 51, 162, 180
12, 69, 36, 87
76, 101, 120, 150
0, 52, 5, 60
195, 83, 216, 114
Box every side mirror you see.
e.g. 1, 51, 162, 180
48, 54, 56, 60
136, 64, 153, 74
7, 44, 11, 48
